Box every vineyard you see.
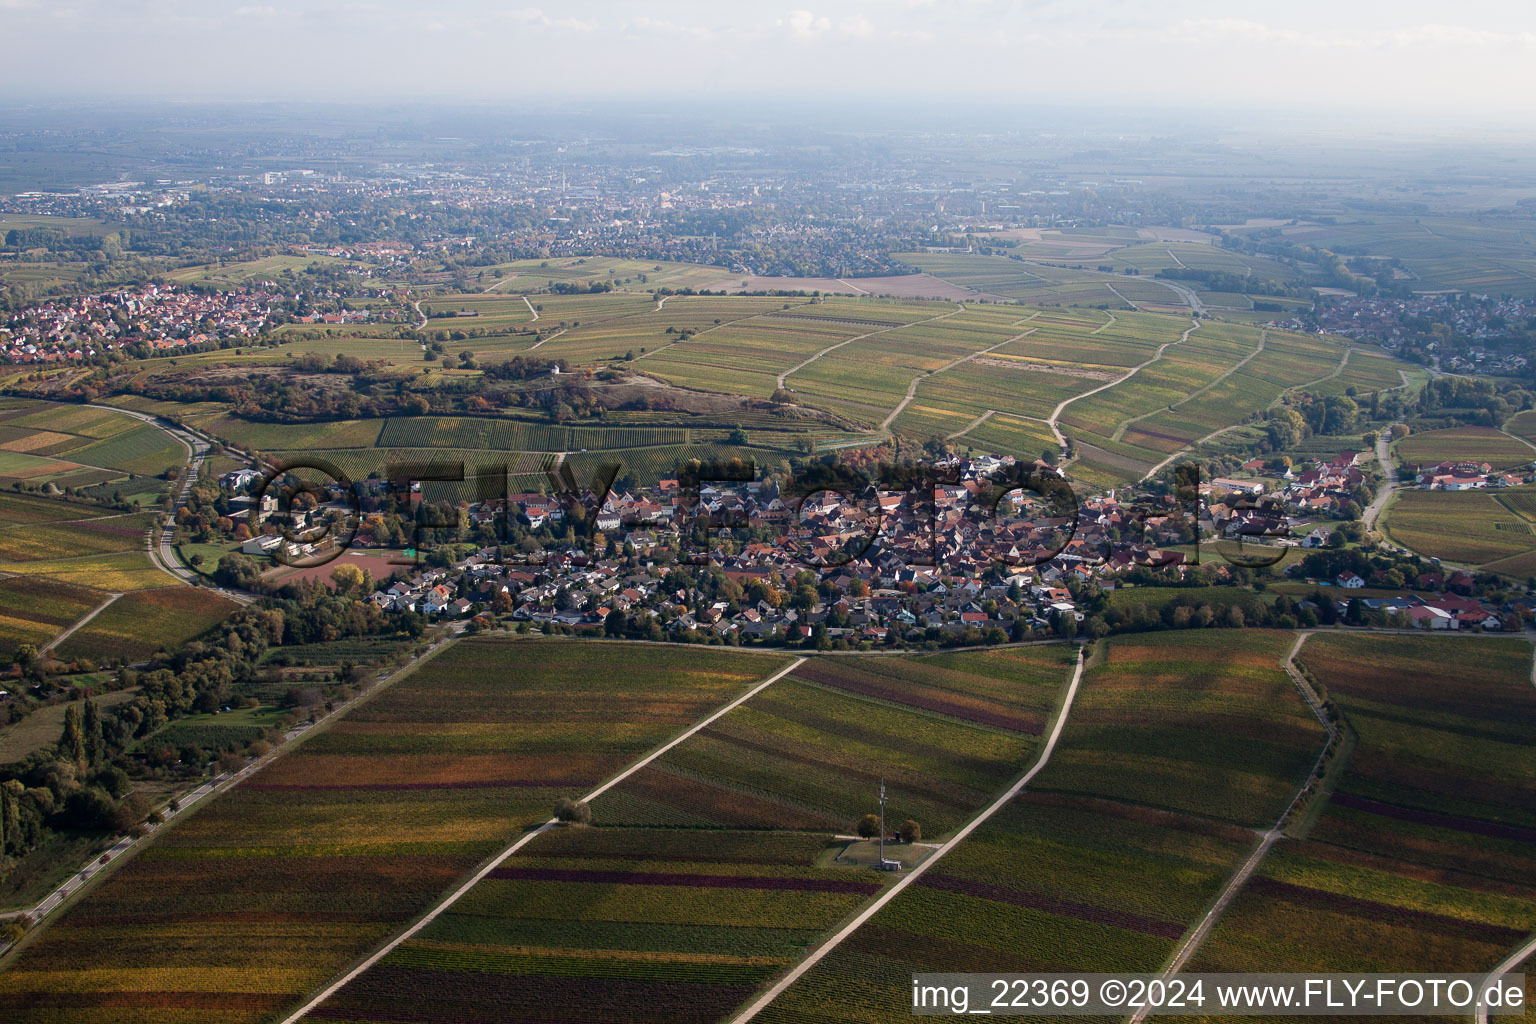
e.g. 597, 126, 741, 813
1394, 425, 1536, 469
1382, 489, 1535, 566
289, 645, 1077, 1024
0, 550, 176, 592
54, 587, 241, 664
1186, 633, 1536, 984
303, 828, 875, 1024
748, 628, 1331, 1023
590, 646, 1074, 837
0, 640, 785, 1024
1032, 630, 1326, 828
0, 576, 107, 655
0, 399, 185, 489
0, 512, 157, 563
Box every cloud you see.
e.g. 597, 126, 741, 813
781, 9, 830, 38
506, 7, 598, 32
839, 15, 873, 38
234, 5, 278, 16
0, 0, 38, 9
628, 15, 713, 39
1166, 18, 1536, 51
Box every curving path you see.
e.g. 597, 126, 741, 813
84, 404, 254, 603
1126, 632, 1338, 1024
732, 647, 1086, 1024
1363, 422, 1401, 532
776, 307, 963, 392
1139, 344, 1354, 483
880, 328, 1034, 432
1113, 330, 1267, 444
1047, 318, 1201, 462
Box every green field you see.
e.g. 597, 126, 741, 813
165, 254, 348, 287
72, 290, 1422, 493
1394, 426, 1535, 469
0, 400, 184, 492
0, 687, 138, 765
1256, 215, 1536, 298
1382, 489, 1536, 567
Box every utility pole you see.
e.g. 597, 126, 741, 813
878, 778, 886, 867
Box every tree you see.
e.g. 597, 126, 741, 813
553, 797, 591, 824
330, 563, 366, 593
857, 813, 881, 838
1053, 609, 1077, 640
214, 553, 262, 590
899, 819, 921, 843
59, 704, 87, 765
82, 699, 103, 765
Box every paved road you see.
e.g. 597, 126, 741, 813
82, 405, 253, 602
276, 656, 809, 1024
730, 648, 1086, 1024
1364, 422, 1401, 532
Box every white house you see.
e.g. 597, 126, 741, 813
241, 534, 282, 556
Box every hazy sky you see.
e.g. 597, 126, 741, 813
3, 0, 1533, 118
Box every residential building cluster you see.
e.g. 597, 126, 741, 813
1412, 460, 1533, 490
260, 455, 1200, 642
0, 285, 275, 362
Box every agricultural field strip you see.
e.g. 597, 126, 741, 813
1111, 331, 1267, 444
1139, 346, 1357, 482
524, 328, 565, 351
0, 624, 468, 958
633, 298, 817, 364
1124, 630, 1338, 1024
274, 655, 809, 1024
37, 590, 121, 654
0, 399, 190, 482
1048, 318, 1201, 451
947, 408, 997, 442
879, 324, 1039, 432
1007, 257, 1202, 312
777, 306, 963, 391
733, 647, 1084, 1024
